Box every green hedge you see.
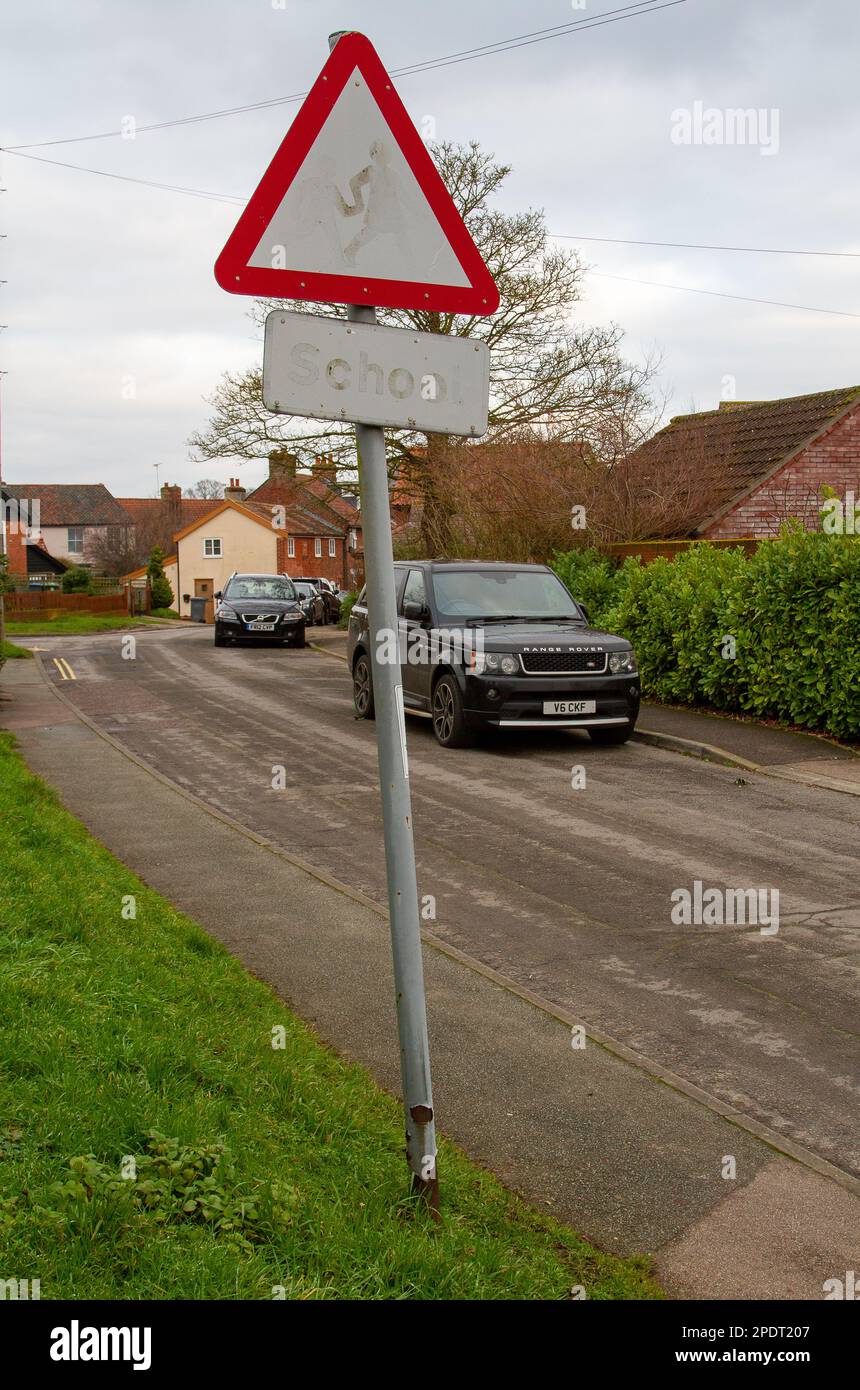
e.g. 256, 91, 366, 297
337, 590, 358, 629
552, 531, 860, 739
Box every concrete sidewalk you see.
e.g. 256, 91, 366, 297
2, 655, 858, 1300
313, 628, 860, 795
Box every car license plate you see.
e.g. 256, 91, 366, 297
248, 622, 275, 632
543, 700, 596, 715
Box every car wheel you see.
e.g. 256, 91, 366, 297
432, 674, 473, 748
353, 653, 375, 719
291, 625, 306, 649
588, 721, 635, 745
214, 626, 228, 647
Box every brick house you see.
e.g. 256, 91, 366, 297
628, 386, 860, 539
171, 497, 284, 620
244, 452, 363, 587
1, 482, 131, 565
116, 484, 222, 551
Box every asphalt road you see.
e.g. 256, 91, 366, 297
40, 625, 860, 1180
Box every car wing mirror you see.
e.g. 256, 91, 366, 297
214, 591, 222, 601
403, 600, 425, 621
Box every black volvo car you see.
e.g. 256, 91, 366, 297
213, 573, 305, 648
347, 560, 639, 748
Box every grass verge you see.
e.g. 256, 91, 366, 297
5, 614, 167, 637
1, 639, 33, 660
0, 732, 660, 1301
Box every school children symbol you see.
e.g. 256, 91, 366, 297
214, 31, 499, 315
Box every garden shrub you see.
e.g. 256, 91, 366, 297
146, 547, 174, 612
552, 532, 860, 738
61, 566, 93, 594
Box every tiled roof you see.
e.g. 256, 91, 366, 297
301, 475, 360, 522
4, 483, 131, 526
628, 386, 860, 531
246, 475, 347, 535
117, 497, 221, 527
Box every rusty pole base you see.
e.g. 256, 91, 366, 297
411, 1170, 441, 1221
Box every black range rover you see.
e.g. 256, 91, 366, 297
347, 560, 640, 748
213, 572, 305, 647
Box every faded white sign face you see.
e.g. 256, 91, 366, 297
263, 311, 489, 436
249, 68, 470, 288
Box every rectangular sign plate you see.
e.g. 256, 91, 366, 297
543, 700, 597, 715
262, 310, 489, 436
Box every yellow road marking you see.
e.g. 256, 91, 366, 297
52, 657, 76, 681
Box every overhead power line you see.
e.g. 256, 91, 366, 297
5, 162, 859, 321
4, 149, 245, 203
3, 1, 682, 151
8, 149, 860, 273
591, 270, 860, 320
552, 233, 860, 260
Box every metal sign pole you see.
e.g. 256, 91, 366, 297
327, 26, 438, 1213
347, 302, 439, 1211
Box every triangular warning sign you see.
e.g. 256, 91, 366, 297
214, 32, 499, 316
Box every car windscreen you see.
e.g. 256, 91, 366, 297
225, 577, 297, 601
431, 569, 582, 621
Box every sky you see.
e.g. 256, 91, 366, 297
2, 0, 859, 498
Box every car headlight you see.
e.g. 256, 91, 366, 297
609, 650, 637, 674
472, 652, 520, 675
216, 606, 239, 623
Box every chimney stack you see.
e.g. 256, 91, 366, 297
224, 477, 246, 502
268, 448, 298, 479
313, 452, 339, 488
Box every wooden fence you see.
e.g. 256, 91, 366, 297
4, 591, 127, 615
604, 537, 765, 565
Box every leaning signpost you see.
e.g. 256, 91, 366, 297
214, 29, 498, 1209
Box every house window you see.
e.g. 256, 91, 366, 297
204, 538, 222, 557
314, 537, 322, 558
287, 537, 295, 558
67, 526, 84, 555
349, 528, 357, 551
328, 538, 337, 557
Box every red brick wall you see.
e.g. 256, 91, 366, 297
704, 402, 860, 538
277, 534, 345, 584
3, 521, 28, 576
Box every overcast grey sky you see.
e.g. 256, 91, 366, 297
2, 0, 859, 497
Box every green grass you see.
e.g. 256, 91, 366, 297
0, 639, 33, 660
5, 614, 162, 637
0, 733, 660, 1301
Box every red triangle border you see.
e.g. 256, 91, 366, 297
214, 33, 499, 316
